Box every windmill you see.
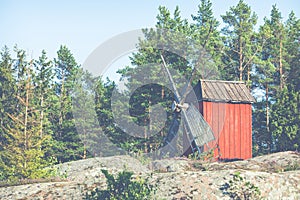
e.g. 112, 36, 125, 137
160, 55, 215, 157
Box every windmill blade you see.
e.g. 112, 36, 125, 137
179, 66, 197, 105
160, 55, 197, 104
182, 104, 215, 146
160, 55, 215, 148
160, 55, 182, 102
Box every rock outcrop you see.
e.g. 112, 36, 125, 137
0, 151, 299, 199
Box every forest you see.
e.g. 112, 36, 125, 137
0, 0, 299, 181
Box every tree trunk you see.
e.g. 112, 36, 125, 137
247, 64, 251, 89
279, 40, 283, 90
40, 95, 44, 138
24, 67, 30, 151
265, 83, 271, 152
239, 36, 243, 81
59, 70, 65, 138
23, 63, 33, 171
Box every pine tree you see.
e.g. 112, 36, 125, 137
285, 11, 300, 91
221, 0, 258, 82
268, 12, 300, 152
33, 50, 57, 161
191, 0, 223, 79
72, 70, 117, 158
0, 46, 16, 145
270, 87, 299, 151
52, 45, 84, 162
252, 11, 278, 154
34, 50, 54, 137
252, 28, 276, 153
125, 6, 192, 153
253, 5, 294, 154
263, 5, 288, 91
133, 6, 191, 74
0, 46, 16, 180
0, 51, 53, 180
94, 78, 139, 154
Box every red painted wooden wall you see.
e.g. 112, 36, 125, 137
199, 101, 252, 160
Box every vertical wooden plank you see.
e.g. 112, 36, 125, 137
206, 102, 213, 126
212, 102, 219, 158
226, 103, 231, 159
240, 104, 247, 159
218, 102, 226, 159
244, 104, 249, 159
239, 104, 247, 159
234, 104, 241, 159
221, 103, 226, 159
234, 104, 237, 159
210, 102, 215, 156
249, 105, 253, 158
203, 102, 213, 152
212, 102, 218, 139
242, 104, 251, 159
202, 102, 207, 152
215, 102, 220, 158
228, 103, 234, 159
225, 103, 234, 158
244, 104, 251, 159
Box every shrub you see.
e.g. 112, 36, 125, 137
85, 169, 155, 200
222, 172, 261, 200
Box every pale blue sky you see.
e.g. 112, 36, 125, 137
1, 0, 299, 64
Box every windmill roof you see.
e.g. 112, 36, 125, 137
194, 80, 256, 103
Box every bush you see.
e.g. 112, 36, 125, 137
85, 169, 155, 200
222, 172, 261, 200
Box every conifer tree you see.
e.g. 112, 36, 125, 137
263, 5, 287, 91
221, 0, 258, 82
0, 51, 53, 180
270, 87, 299, 152
52, 45, 84, 162
191, 0, 223, 79
0, 46, 15, 146
122, 6, 192, 153
285, 11, 300, 91
34, 50, 57, 160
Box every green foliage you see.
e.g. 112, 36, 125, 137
85, 169, 155, 200
52, 45, 86, 163
223, 172, 261, 200
0, 48, 56, 181
54, 162, 71, 179
109, 3, 222, 155
221, 0, 258, 81
270, 87, 300, 152
187, 147, 215, 161
0, 46, 16, 154
0, 1, 299, 184
285, 11, 300, 91
191, 0, 223, 79
252, 4, 299, 156
131, 149, 152, 165
283, 161, 300, 172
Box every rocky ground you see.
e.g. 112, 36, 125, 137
0, 151, 299, 199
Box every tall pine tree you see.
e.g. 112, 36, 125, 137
221, 0, 258, 82
52, 45, 84, 163
0, 50, 53, 180
191, 0, 223, 79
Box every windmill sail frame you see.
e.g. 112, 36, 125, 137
160, 55, 215, 155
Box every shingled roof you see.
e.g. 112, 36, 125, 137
194, 80, 256, 103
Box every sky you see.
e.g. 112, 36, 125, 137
1, 0, 299, 68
